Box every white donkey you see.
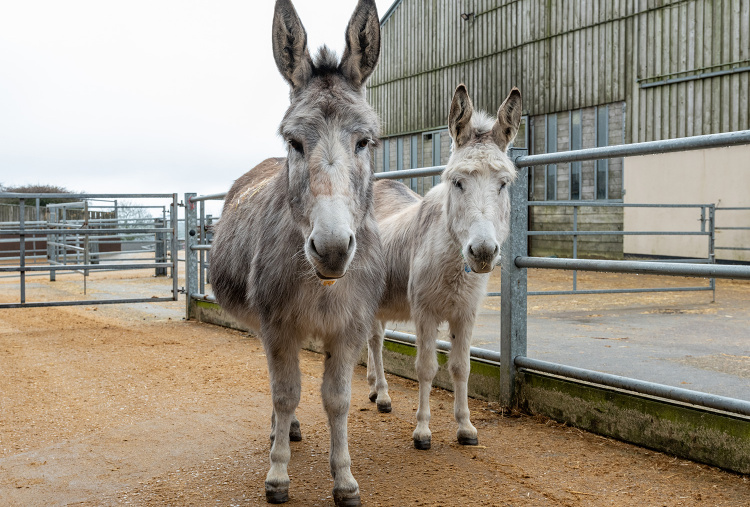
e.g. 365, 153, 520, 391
210, 0, 383, 505
367, 84, 522, 450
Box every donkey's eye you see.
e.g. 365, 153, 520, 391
498, 181, 507, 193
355, 138, 370, 152
452, 179, 463, 191
288, 139, 304, 155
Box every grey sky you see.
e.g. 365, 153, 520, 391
0, 0, 393, 215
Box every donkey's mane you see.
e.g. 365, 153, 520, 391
312, 45, 340, 75
470, 110, 496, 136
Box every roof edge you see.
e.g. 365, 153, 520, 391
380, 0, 403, 25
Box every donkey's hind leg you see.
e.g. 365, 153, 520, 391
264, 332, 302, 504
448, 317, 478, 446
322, 337, 363, 506
270, 411, 302, 443
366, 320, 391, 413
413, 316, 439, 450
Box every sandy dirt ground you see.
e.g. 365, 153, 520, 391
1, 269, 749, 506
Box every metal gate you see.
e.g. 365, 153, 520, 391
0, 193, 179, 308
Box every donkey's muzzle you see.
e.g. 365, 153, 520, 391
466, 241, 500, 274
307, 231, 356, 279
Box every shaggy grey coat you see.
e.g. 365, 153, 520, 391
209, 1, 383, 505
367, 84, 522, 451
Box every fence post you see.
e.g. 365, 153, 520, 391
19, 198, 26, 304
185, 193, 198, 319
170, 194, 179, 299
709, 204, 716, 302
154, 218, 167, 277
500, 148, 529, 408
205, 214, 214, 285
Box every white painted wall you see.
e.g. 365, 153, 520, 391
623, 145, 750, 262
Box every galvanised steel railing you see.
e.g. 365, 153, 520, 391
184, 130, 750, 417
0, 193, 180, 308
501, 130, 750, 416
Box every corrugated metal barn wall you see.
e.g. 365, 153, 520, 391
368, 0, 750, 142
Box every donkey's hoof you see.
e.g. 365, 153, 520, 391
333, 491, 361, 507
290, 421, 302, 442
376, 401, 392, 413
458, 435, 478, 446
265, 483, 289, 504
368, 392, 378, 403
413, 438, 431, 450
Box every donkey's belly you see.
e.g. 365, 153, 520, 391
376, 295, 411, 323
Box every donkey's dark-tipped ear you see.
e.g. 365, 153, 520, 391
340, 0, 381, 89
492, 87, 522, 151
449, 84, 474, 148
272, 0, 313, 90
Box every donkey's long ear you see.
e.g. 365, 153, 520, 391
449, 84, 474, 148
340, 0, 381, 89
491, 87, 522, 151
272, 0, 313, 90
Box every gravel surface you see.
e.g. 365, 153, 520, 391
1, 269, 749, 506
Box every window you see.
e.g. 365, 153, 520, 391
383, 138, 390, 172
432, 132, 441, 187
397, 137, 404, 171
596, 105, 609, 199
570, 110, 582, 200
410, 135, 419, 191
545, 114, 557, 201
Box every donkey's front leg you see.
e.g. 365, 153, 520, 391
322, 340, 362, 507
413, 316, 439, 450
448, 317, 478, 446
264, 338, 302, 504
366, 320, 391, 413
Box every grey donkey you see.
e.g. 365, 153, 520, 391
209, 0, 383, 505
366, 84, 522, 450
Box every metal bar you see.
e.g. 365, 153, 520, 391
199, 200, 206, 294
709, 205, 716, 303
383, 329, 502, 364
639, 65, 750, 89
374, 165, 445, 180
500, 149, 529, 407
572, 206, 578, 292
185, 193, 199, 319
526, 286, 714, 296
530, 201, 711, 208
19, 198, 26, 304
526, 230, 710, 236
715, 247, 750, 251
515, 257, 750, 280
0, 193, 175, 199
715, 227, 750, 231
515, 130, 750, 167
189, 192, 227, 202
515, 356, 750, 417
0, 297, 176, 309
0, 263, 172, 273
47, 242, 86, 251
171, 194, 179, 297
0, 228, 172, 235
190, 245, 212, 251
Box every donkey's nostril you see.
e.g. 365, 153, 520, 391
493, 244, 499, 256
468, 245, 475, 258
347, 234, 355, 253
309, 238, 320, 257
